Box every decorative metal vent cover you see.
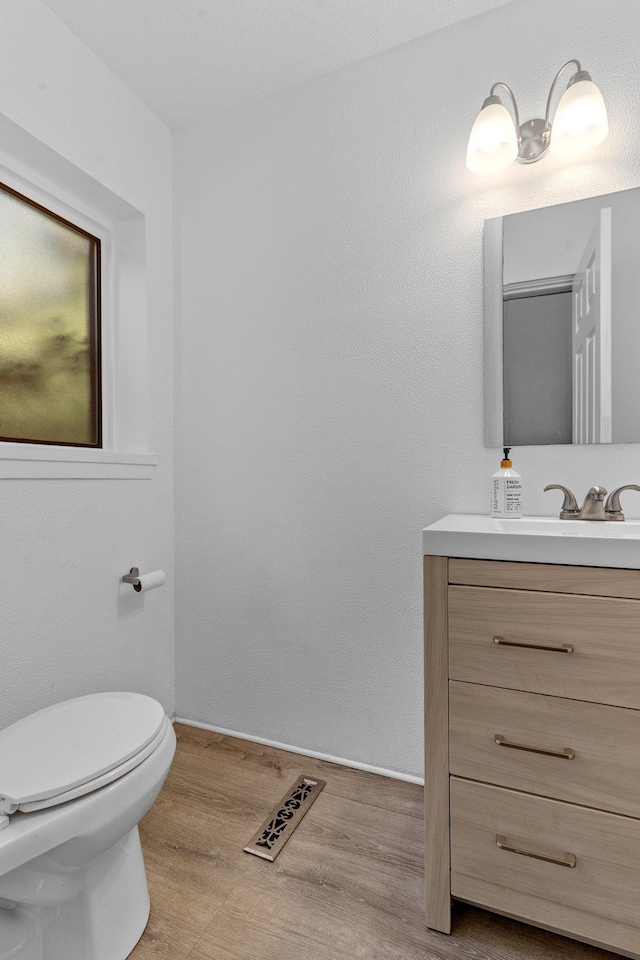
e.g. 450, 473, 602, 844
244, 775, 326, 861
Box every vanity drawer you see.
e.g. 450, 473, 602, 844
449, 585, 640, 708
449, 681, 640, 818
451, 778, 640, 958
449, 558, 640, 600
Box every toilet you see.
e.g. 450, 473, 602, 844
0, 692, 176, 960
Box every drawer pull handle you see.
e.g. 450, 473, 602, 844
494, 734, 576, 760
494, 635, 574, 654
496, 834, 577, 868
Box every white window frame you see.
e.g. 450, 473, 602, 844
0, 148, 156, 479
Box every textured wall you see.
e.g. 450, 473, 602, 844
174, 0, 640, 777
0, 0, 175, 728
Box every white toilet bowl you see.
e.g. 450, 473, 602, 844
0, 692, 176, 960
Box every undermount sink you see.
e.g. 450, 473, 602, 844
423, 514, 640, 569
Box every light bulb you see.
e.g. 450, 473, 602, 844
466, 97, 519, 174
550, 78, 608, 158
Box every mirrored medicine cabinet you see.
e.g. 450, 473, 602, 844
485, 186, 640, 447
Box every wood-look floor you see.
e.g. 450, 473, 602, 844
130, 723, 618, 960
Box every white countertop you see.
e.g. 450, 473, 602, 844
422, 514, 640, 569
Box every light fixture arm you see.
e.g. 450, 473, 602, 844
543, 59, 582, 130
466, 58, 608, 173
490, 81, 521, 138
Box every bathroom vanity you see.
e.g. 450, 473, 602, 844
423, 515, 640, 959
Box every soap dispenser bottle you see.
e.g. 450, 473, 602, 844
491, 447, 522, 518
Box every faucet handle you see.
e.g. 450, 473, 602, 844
605, 485, 640, 521
544, 484, 579, 519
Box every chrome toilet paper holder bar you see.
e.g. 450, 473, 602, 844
122, 567, 142, 591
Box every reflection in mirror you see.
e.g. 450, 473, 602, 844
485, 187, 640, 446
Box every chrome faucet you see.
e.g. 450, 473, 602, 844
544, 484, 640, 521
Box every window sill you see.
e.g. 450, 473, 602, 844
0, 444, 157, 479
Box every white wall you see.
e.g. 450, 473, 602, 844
174, 0, 640, 777
0, 0, 175, 727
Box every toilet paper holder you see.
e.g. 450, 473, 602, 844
122, 567, 143, 591
121, 566, 166, 594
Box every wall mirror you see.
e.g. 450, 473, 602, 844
484, 186, 640, 446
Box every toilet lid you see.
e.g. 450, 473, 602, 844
0, 692, 166, 814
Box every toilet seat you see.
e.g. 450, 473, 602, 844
0, 693, 168, 823
19, 715, 171, 813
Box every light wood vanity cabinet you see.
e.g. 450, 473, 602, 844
424, 555, 640, 959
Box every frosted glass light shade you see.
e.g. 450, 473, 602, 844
466, 101, 518, 173
550, 79, 608, 157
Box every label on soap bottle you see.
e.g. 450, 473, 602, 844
492, 477, 522, 518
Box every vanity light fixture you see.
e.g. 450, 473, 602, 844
466, 60, 608, 173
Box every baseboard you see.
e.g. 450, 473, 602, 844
173, 716, 424, 785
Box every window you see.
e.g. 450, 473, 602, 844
0, 182, 102, 447
0, 126, 156, 479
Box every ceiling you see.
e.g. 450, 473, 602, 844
43, 0, 517, 129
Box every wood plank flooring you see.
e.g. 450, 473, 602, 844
130, 722, 618, 960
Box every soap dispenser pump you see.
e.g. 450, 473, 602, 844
491, 447, 522, 519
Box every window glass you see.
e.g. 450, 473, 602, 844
0, 182, 101, 446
